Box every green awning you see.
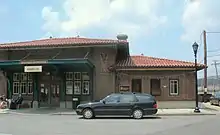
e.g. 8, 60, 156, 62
48, 58, 94, 68
0, 58, 94, 68
0, 60, 20, 66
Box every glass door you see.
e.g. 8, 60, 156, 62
39, 83, 50, 107
50, 83, 60, 107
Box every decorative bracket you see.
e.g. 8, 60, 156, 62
52, 49, 62, 59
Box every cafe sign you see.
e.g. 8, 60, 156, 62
24, 66, 42, 73
119, 85, 130, 92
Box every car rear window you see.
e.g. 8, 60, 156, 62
135, 94, 155, 102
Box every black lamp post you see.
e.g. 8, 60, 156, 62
192, 42, 200, 113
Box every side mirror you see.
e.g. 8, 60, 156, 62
101, 100, 106, 104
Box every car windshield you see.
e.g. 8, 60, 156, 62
215, 92, 220, 97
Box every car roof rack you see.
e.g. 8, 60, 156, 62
119, 92, 141, 94
120, 92, 132, 94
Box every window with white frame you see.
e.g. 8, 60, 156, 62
12, 73, 33, 94
27, 82, 33, 94
74, 72, 81, 80
65, 72, 90, 95
13, 82, 20, 94
21, 82, 26, 94
65, 72, 74, 95
27, 74, 33, 94
74, 81, 81, 94
66, 81, 73, 95
82, 72, 90, 80
82, 81, 89, 95
169, 80, 179, 95
66, 72, 73, 80
13, 73, 20, 81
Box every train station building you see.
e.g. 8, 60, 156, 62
0, 34, 204, 109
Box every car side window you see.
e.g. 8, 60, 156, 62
119, 94, 136, 103
136, 95, 151, 102
104, 95, 120, 103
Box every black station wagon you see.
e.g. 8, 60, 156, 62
76, 92, 158, 119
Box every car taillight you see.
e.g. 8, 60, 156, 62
153, 104, 157, 108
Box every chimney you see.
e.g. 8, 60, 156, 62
117, 34, 128, 41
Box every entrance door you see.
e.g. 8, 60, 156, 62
39, 82, 60, 107
50, 83, 60, 107
150, 79, 161, 96
131, 79, 142, 93
39, 83, 50, 107
39, 72, 60, 108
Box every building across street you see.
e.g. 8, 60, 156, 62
0, 34, 205, 109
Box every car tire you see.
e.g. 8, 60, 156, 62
82, 108, 94, 119
132, 108, 143, 119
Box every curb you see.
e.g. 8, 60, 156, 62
0, 111, 9, 114
203, 107, 220, 112
156, 113, 217, 116
51, 112, 217, 116
7, 112, 43, 116
6, 111, 76, 116
50, 113, 76, 115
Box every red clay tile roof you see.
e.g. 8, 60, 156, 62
115, 55, 205, 69
0, 37, 128, 49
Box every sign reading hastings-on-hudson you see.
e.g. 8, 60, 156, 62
24, 66, 42, 73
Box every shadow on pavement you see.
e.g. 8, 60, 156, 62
78, 116, 161, 120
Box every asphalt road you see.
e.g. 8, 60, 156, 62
0, 114, 219, 135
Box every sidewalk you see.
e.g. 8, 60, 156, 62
0, 109, 9, 114
4, 104, 219, 116
156, 109, 217, 116
201, 102, 220, 111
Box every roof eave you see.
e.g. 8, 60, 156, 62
114, 66, 206, 71
0, 42, 128, 50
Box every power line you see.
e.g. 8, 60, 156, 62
207, 54, 220, 58
199, 54, 220, 64
206, 31, 220, 52
208, 49, 220, 53
206, 31, 220, 34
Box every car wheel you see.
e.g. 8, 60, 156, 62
82, 108, 94, 119
132, 109, 143, 119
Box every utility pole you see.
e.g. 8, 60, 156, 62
213, 60, 219, 80
203, 30, 208, 93
212, 60, 220, 93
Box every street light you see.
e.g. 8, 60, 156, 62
192, 42, 200, 113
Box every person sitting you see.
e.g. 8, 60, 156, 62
0, 95, 7, 109
15, 94, 23, 109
